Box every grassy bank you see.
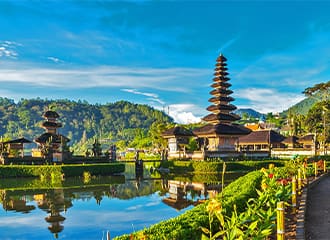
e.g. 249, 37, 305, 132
0, 163, 125, 178
159, 159, 285, 173
114, 170, 264, 240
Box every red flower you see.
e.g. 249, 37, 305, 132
276, 178, 288, 186
268, 173, 274, 178
280, 179, 288, 185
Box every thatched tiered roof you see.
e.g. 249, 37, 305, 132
194, 53, 250, 136
202, 54, 240, 125
239, 130, 285, 144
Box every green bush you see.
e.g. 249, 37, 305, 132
159, 160, 285, 174
0, 163, 125, 178
114, 170, 263, 240
0, 175, 125, 190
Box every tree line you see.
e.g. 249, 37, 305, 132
0, 98, 174, 154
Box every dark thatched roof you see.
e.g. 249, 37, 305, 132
299, 134, 315, 143
239, 130, 285, 144
282, 136, 299, 144
162, 198, 192, 210
213, 76, 230, 82
210, 89, 233, 96
214, 71, 229, 76
208, 96, 235, 103
217, 54, 227, 62
202, 113, 240, 123
2, 137, 32, 144
162, 126, 194, 137
211, 82, 232, 88
35, 133, 70, 144
193, 123, 251, 136
206, 104, 237, 112
42, 121, 62, 128
43, 110, 60, 119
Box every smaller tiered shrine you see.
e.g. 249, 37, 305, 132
34, 110, 70, 162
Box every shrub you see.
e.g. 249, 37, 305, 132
114, 171, 263, 240
0, 163, 125, 179
159, 160, 285, 174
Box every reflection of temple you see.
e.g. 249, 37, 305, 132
162, 180, 220, 210
134, 163, 144, 190
35, 189, 73, 239
1, 190, 36, 213
33, 110, 70, 162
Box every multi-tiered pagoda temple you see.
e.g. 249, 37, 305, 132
34, 110, 70, 161
193, 54, 251, 156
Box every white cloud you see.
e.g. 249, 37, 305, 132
0, 40, 21, 58
47, 56, 64, 63
121, 88, 165, 105
235, 87, 305, 113
0, 64, 208, 93
167, 104, 205, 124
218, 35, 240, 53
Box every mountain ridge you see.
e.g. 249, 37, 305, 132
0, 97, 173, 145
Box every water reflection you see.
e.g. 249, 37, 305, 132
38, 189, 70, 238
162, 180, 220, 210
0, 164, 246, 239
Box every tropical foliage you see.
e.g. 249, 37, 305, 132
0, 98, 173, 153
114, 170, 264, 240
116, 157, 321, 240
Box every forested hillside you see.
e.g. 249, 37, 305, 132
285, 89, 329, 115
0, 98, 173, 151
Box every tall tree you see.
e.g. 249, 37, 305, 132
302, 81, 330, 101
305, 101, 330, 148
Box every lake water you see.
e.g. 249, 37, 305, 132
0, 163, 246, 239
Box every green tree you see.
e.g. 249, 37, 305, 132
303, 82, 330, 150
148, 121, 173, 150
305, 101, 330, 147
302, 81, 330, 101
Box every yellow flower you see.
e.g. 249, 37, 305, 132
260, 167, 268, 176
206, 199, 222, 213
268, 163, 275, 169
261, 182, 268, 190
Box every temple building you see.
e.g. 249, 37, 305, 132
238, 129, 286, 151
161, 53, 251, 160
33, 110, 70, 162
161, 126, 194, 159
193, 54, 251, 158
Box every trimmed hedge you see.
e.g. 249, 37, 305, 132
114, 170, 264, 240
160, 160, 285, 173
0, 175, 125, 190
0, 163, 125, 178
61, 163, 125, 176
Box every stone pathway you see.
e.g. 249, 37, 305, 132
305, 174, 330, 240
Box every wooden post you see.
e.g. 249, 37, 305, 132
324, 160, 327, 173
297, 169, 302, 195
314, 162, 318, 177
292, 176, 297, 213
277, 201, 285, 240
302, 165, 307, 185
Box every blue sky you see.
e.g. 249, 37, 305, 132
1, 1, 330, 123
